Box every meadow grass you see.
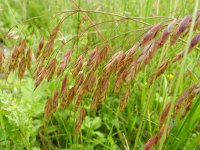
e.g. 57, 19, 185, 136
0, 0, 200, 150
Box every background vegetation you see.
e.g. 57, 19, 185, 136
0, 0, 200, 149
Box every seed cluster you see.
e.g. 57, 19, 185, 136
144, 81, 200, 150
1, 10, 200, 136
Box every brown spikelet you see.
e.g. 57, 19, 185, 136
34, 68, 46, 89
172, 51, 184, 63
190, 32, 200, 50
137, 39, 158, 69
178, 16, 192, 33
180, 100, 192, 119
98, 46, 108, 65
114, 77, 124, 93
34, 58, 43, 78
46, 58, 57, 81
36, 37, 44, 59
44, 97, 53, 118
159, 19, 177, 47
87, 74, 97, 92
159, 102, 171, 128
170, 16, 192, 45
72, 55, 84, 78
61, 74, 68, 97
99, 75, 110, 100
86, 47, 99, 71
124, 60, 137, 83
174, 87, 194, 118
156, 126, 168, 143
57, 50, 73, 77
140, 24, 161, 46
124, 39, 158, 84
124, 43, 140, 63
51, 89, 59, 113
119, 88, 130, 112
18, 39, 27, 58
144, 135, 157, 150
60, 96, 67, 110
75, 108, 86, 133
42, 24, 60, 60
26, 48, 33, 70
84, 70, 97, 92
104, 50, 124, 74
144, 126, 169, 150
50, 23, 60, 39
42, 38, 54, 60
18, 56, 26, 80
174, 82, 200, 119
9, 45, 19, 72
148, 59, 169, 85
60, 81, 69, 110
65, 87, 75, 108
91, 75, 110, 110
44, 89, 59, 118
0, 50, 5, 72
90, 78, 102, 110
74, 73, 84, 92
75, 86, 84, 111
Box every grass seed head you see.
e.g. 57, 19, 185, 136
36, 37, 45, 59
86, 47, 99, 71
43, 38, 54, 60
174, 88, 194, 118
98, 46, 108, 65
44, 97, 53, 118
9, 45, 20, 72
75, 86, 84, 112
170, 16, 192, 45
61, 74, 68, 97
51, 89, 59, 113
75, 108, 86, 133
34, 68, 46, 89
159, 102, 171, 128
46, 58, 57, 81
124, 43, 140, 63
190, 32, 200, 50
72, 55, 84, 78
26, 48, 33, 70
140, 24, 161, 46
119, 88, 130, 112
18, 39, 27, 58
18, 56, 26, 80
148, 59, 169, 85
65, 87, 75, 108
50, 23, 60, 39
57, 50, 73, 77
159, 19, 177, 47
172, 51, 185, 63
104, 50, 124, 74
74, 73, 84, 92
144, 135, 157, 150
